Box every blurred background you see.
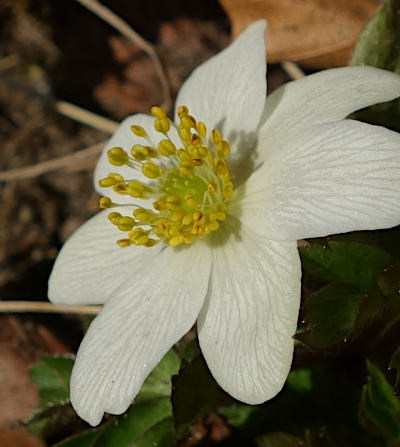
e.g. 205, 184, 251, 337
1, 1, 399, 446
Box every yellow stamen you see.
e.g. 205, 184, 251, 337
101, 105, 234, 248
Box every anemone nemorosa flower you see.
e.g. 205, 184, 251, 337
49, 20, 400, 426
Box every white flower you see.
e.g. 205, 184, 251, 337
48, 20, 400, 426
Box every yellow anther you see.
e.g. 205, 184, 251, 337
183, 234, 196, 245
207, 182, 217, 194
223, 181, 234, 199
179, 127, 191, 142
99, 176, 119, 187
142, 162, 160, 179
168, 224, 179, 236
153, 200, 167, 210
196, 122, 206, 138
158, 139, 176, 157
177, 105, 189, 118
207, 221, 220, 231
127, 181, 147, 198
133, 208, 154, 223
182, 214, 193, 225
145, 238, 158, 247
130, 145, 149, 161
154, 117, 170, 133
99, 197, 114, 208
171, 212, 184, 223
211, 129, 222, 145
186, 197, 198, 210
186, 145, 200, 158
129, 228, 149, 246
109, 173, 124, 182
217, 140, 231, 158
108, 212, 121, 224
147, 146, 158, 158
177, 149, 189, 160
168, 234, 184, 247
107, 147, 129, 166
216, 211, 226, 221
150, 106, 167, 119
198, 146, 209, 157
193, 211, 203, 222
113, 183, 128, 194
181, 115, 195, 129
117, 238, 132, 247
131, 125, 147, 137
218, 203, 227, 212
191, 158, 203, 166
193, 223, 205, 235
115, 216, 135, 231
191, 134, 201, 146
166, 195, 180, 205
179, 163, 193, 176
154, 221, 169, 237
215, 160, 227, 176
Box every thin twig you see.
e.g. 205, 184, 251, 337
281, 61, 305, 80
56, 101, 118, 134
0, 54, 20, 72
0, 142, 105, 182
77, 0, 172, 112
0, 301, 101, 315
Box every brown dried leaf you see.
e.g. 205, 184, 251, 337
219, 0, 383, 68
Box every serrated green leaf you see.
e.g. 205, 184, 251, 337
256, 433, 306, 447
172, 355, 232, 437
360, 360, 400, 442
299, 241, 392, 292
297, 283, 364, 349
351, 0, 400, 132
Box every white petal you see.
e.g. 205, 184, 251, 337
237, 120, 400, 241
70, 242, 211, 426
48, 209, 160, 305
198, 222, 301, 404
175, 20, 267, 161
94, 114, 180, 204
257, 66, 400, 160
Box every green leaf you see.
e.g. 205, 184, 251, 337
138, 350, 180, 400
53, 430, 101, 447
389, 347, 400, 393
53, 350, 180, 447
351, 0, 400, 132
132, 417, 175, 447
299, 241, 392, 292
378, 263, 400, 307
30, 355, 74, 407
351, 0, 400, 72
360, 360, 400, 442
172, 355, 232, 437
256, 433, 306, 447
297, 283, 364, 349
93, 397, 172, 447
221, 363, 379, 446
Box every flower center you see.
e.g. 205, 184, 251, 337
99, 106, 233, 248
